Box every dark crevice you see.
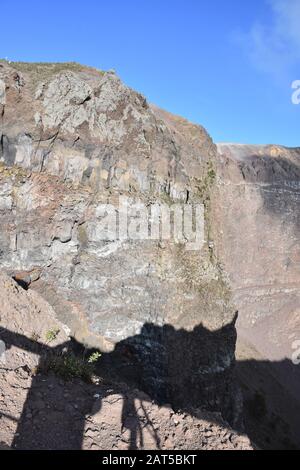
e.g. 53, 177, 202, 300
12, 277, 29, 291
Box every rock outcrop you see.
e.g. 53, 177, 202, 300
0, 61, 237, 420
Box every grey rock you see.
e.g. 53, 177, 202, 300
0, 62, 237, 420
0, 340, 6, 361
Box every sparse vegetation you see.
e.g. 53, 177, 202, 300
45, 328, 60, 343
88, 351, 102, 364
195, 160, 216, 202
40, 349, 102, 383
0, 60, 83, 73
0, 60, 105, 90
0, 162, 29, 181
0, 59, 103, 75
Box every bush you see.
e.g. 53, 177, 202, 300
45, 329, 60, 343
40, 350, 101, 383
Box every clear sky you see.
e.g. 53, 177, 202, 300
1, 0, 299, 147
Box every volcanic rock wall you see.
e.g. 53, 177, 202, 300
213, 143, 300, 362
0, 61, 237, 418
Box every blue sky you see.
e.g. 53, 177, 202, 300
1, 0, 299, 146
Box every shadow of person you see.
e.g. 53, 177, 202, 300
121, 394, 143, 450
0, 328, 162, 450
0, 319, 237, 450
100, 316, 239, 424
0, 330, 92, 449
0, 318, 300, 450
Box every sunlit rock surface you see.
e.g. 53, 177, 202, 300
0, 61, 237, 419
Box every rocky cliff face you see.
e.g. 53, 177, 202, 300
0, 61, 237, 420
214, 143, 300, 360
213, 143, 300, 448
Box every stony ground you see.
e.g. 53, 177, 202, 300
0, 272, 252, 451
0, 367, 252, 451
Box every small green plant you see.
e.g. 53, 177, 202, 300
207, 165, 216, 181
45, 328, 60, 343
88, 351, 102, 364
195, 161, 216, 201
40, 352, 97, 382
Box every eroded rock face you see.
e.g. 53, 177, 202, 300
212, 143, 300, 447
0, 61, 237, 418
213, 143, 300, 360
0, 271, 69, 371
0, 62, 214, 197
